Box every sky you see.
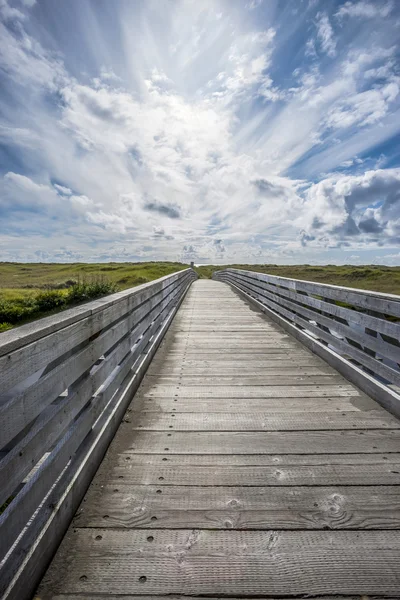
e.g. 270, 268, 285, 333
0, 0, 400, 265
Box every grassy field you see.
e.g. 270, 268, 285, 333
0, 261, 188, 290
0, 261, 189, 330
196, 264, 400, 295
1, 261, 399, 331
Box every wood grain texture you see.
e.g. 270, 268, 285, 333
74, 484, 400, 529
35, 279, 400, 600
133, 396, 378, 413
38, 529, 400, 596
128, 410, 398, 431
92, 461, 400, 486
0, 271, 196, 600
117, 429, 400, 454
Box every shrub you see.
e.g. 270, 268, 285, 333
0, 322, 13, 332
35, 290, 66, 312
0, 300, 37, 324
66, 277, 118, 304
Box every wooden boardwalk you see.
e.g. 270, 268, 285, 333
37, 279, 400, 598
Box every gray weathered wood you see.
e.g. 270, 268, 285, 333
38, 529, 400, 596
94, 462, 400, 486
122, 429, 400, 454
74, 484, 400, 529
8, 277, 400, 600
0, 270, 196, 600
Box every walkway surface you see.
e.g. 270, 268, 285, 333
38, 279, 400, 598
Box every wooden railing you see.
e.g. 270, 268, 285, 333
213, 268, 400, 416
0, 267, 196, 600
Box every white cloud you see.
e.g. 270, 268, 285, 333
315, 13, 336, 57
298, 169, 400, 247
0, 0, 399, 264
335, 1, 393, 20
246, 0, 263, 9
325, 82, 399, 129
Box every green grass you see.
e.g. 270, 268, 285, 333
195, 264, 400, 295
1, 261, 399, 331
0, 261, 189, 330
0, 261, 188, 290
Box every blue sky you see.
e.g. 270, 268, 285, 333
0, 0, 400, 265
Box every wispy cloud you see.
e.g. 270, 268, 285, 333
335, 1, 394, 20
315, 12, 336, 57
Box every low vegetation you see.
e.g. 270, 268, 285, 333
1, 261, 399, 331
195, 264, 400, 295
0, 261, 188, 330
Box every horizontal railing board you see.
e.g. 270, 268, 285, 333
0, 269, 192, 358
226, 273, 400, 367
0, 279, 187, 507
216, 270, 400, 384
229, 270, 400, 343
0, 272, 192, 450
0, 270, 191, 395
0, 269, 196, 599
222, 273, 400, 388
214, 270, 400, 418
225, 268, 400, 318
0, 273, 191, 547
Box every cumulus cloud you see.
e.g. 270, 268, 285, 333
299, 169, 400, 247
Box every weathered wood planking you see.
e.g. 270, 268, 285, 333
36, 279, 400, 600
0, 268, 197, 600
89, 462, 400, 486
214, 269, 400, 397
39, 529, 400, 596
73, 484, 400, 529
129, 411, 398, 431
121, 429, 400, 454
132, 396, 378, 412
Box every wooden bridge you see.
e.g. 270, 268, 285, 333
1, 268, 400, 599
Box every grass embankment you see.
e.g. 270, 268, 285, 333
195, 264, 400, 295
0, 261, 188, 331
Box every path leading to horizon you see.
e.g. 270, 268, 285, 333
38, 279, 400, 598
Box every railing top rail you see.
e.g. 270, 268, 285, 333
0, 268, 193, 357
218, 267, 400, 302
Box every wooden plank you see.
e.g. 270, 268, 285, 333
150, 354, 316, 364
111, 452, 400, 466
0, 278, 191, 555
146, 367, 334, 376
140, 385, 359, 398
49, 596, 400, 600
74, 484, 400, 529
129, 410, 398, 431
121, 430, 400, 454
37, 529, 400, 596
133, 396, 376, 412
93, 462, 400, 486
148, 374, 349, 385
